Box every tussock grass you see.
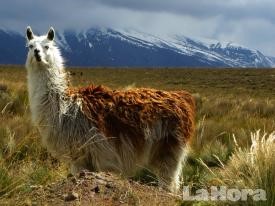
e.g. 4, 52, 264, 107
214, 131, 275, 206
182, 131, 275, 206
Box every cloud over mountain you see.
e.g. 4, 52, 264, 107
1, 0, 275, 55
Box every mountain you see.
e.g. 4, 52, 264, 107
0, 29, 27, 65
0, 27, 274, 67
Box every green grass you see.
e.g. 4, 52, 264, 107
0, 66, 274, 205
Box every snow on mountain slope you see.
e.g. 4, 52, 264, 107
0, 27, 274, 67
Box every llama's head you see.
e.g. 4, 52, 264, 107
25, 26, 63, 70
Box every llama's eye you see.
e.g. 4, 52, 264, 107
29, 45, 33, 49
44, 46, 49, 49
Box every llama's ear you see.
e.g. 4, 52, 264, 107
26, 26, 34, 41
47, 27, 55, 41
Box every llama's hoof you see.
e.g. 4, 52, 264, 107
64, 191, 79, 201
67, 173, 74, 178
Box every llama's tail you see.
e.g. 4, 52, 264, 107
174, 91, 196, 111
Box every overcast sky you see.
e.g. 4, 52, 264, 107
1, 0, 275, 56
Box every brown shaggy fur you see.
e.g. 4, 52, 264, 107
68, 85, 195, 185
68, 85, 195, 149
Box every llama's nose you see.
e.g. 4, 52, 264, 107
34, 49, 40, 54
34, 49, 41, 62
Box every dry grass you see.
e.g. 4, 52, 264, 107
199, 131, 275, 206
0, 69, 67, 199
0, 66, 275, 205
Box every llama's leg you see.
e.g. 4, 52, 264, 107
70, 158, 86, 174
149, 138, 187, 193
70, 154, 95, 174
169, 151, 187, 193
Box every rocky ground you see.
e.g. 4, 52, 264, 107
2, 171, 179, 206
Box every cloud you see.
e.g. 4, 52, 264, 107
93, 0, 275, 21
1, 0, 275, 55
216, 18, 275, 56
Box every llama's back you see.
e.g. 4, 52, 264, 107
71, 85, 195, 144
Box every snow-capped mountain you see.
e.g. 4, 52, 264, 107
0, 27, 274, 67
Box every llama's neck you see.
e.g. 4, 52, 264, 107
27, 64, 69, 128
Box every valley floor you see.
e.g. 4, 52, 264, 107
0, 66, 274, 205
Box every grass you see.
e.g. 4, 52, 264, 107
0, 68, 66, 199
215, 131, 275, 206
0, 66, 275, 205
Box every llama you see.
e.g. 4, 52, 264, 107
25, 26, 195, 192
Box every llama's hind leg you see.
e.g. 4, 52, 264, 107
149, 140, 187, 193
169, 151, 187, 193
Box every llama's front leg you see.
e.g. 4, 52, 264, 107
70, 155, 92, 175
70, 161, 84, 175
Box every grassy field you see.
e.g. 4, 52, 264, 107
0, 66, 274, 205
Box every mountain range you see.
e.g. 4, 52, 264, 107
0, 27, 274, 67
